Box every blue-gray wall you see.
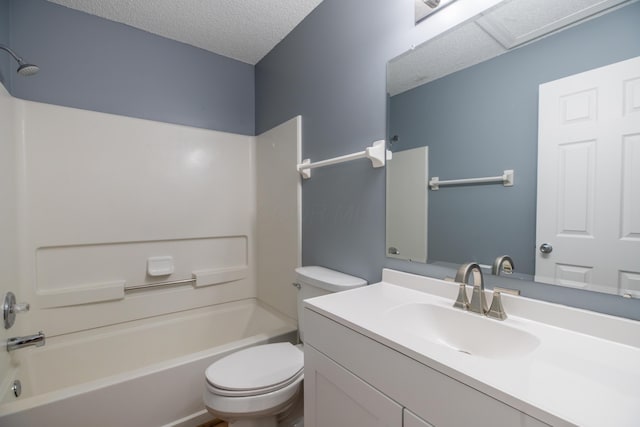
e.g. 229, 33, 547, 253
0, 0, 10, 86
256, 0, 640, 320
3, 0, 254, 135
256, 0, 414, 286
390, 4, 640, 276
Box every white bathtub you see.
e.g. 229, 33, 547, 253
0, 299, 297, 427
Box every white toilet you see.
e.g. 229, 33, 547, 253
203, 266, 366, 427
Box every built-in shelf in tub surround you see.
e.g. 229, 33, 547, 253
303, 269, 640, 427
34, 237, 249, 307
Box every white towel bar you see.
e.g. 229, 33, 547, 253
297, 140, 388, 179
429, 169, 514, 190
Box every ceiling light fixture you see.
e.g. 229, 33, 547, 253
416, 0, 458, 23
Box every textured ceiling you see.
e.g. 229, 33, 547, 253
47, 0, 324, 65
390, 0, 631, 96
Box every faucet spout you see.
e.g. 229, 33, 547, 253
7, 331, 45, 352
492, 255, 514, 276
455, 263, 487, 314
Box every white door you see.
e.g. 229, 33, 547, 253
536, 56, 640, 296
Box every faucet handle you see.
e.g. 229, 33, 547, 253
453, 283, 469, 310
487, 290, 507, 320
3, 292, 30, 330
12, 302, 30, 314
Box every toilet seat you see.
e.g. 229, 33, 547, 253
205, 342, 303, 397
206, 369, 303, 397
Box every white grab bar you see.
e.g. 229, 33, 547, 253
429, 169, 514, 190
297, 140, 388, 179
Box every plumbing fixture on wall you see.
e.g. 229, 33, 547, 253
7, 331, 45, 352
453, 262, 516, 320
455, 262, 488, 314
3, 292, 30, 329
0, 44, 39, 76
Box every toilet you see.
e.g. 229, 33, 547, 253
203, 266, 366, 427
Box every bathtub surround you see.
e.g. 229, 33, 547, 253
16, 99, 256, 337
0, 81, 18, 402
0, 85, 302, 423
256, 117, 303, 320
0, 91, 302, 334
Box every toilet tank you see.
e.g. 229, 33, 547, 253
295, 266, 366, 342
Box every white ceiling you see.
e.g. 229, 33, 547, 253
47, 0, 324, 65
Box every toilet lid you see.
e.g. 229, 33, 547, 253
205, 342, 303, 393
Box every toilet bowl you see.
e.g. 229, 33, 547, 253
203, 266, 366, 426
203, 342, 304, 427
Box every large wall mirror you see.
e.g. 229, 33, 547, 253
386, 0, 640, 297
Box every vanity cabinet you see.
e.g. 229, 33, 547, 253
304, 345, 402, 426
303, 307, 549, 427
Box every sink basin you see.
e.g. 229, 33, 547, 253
385, 303, 540, 359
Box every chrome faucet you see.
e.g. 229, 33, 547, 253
7, 331, 45, 352
492, 255, 514, 276
454, 262, 487, 315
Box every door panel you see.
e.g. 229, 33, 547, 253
536, 56, 640, 296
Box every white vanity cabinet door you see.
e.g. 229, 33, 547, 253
304, 345, 403, 427
404, 409, 434, 427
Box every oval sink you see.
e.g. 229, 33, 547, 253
385, 303, 540, 359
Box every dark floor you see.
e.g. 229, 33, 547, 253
197, 419, 227, 427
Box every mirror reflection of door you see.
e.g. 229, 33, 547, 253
386, 146, 429, 263
536, 56, 640, 297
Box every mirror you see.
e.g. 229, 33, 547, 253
386, 0, 640, 297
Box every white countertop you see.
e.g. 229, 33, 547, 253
304, 269, 640, 427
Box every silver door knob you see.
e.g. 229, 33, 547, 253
388, 247, 400, 255
539, 243, 553, 254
